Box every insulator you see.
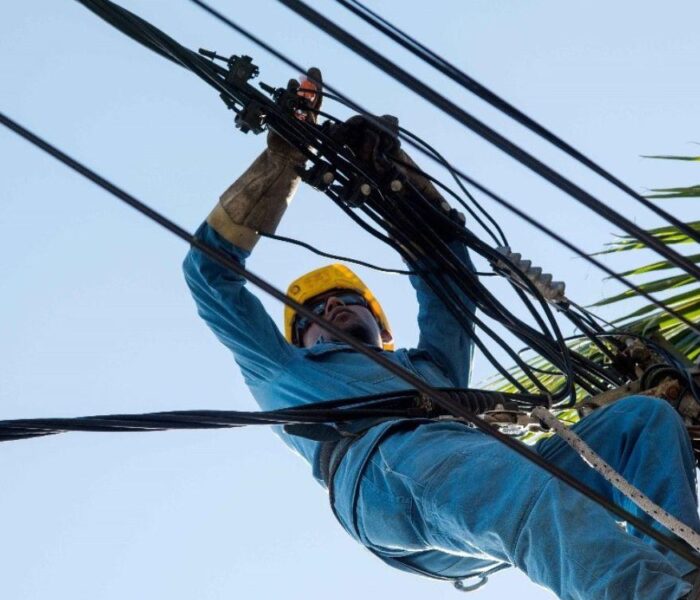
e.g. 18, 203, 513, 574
492, 246, 567, 303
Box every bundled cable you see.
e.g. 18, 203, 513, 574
4, 107, 699, 567
0, 388, 517, 443
189, 0, 700, 341
3, 0, 700, 568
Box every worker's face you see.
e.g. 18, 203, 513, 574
299, 291, 391, 349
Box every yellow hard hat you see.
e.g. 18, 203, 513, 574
284, 263, 394, 351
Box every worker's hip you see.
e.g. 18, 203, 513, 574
330, 419, 511, 579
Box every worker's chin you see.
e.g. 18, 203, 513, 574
340, 323, 377, 346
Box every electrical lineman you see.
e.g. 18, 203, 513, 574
182, 71, 700, 599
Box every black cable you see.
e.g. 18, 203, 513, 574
6, 111, 699, 566
336, 0, 700, 246
277, 0, 700, 281
398, 125, 508, 247
257, 231, 413, 275
389, 155, 700, 337
0, 390, 493, 442
186, 0, 700, 339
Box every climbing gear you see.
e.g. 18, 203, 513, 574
533, 405, 700, 552
284, 263, 394, 350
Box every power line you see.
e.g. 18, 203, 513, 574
187, 0, 700, 338
3, 108, 699, 566
336, 0, 700, 246
276, 0, 700, 281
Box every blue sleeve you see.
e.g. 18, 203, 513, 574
409, 241, 476, 388
182, 222, 295, 385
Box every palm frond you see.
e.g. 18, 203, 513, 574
486, 149, 700, 405
646, 185, 700, 199
642, 155, 700, 161
594, 222, 700, 255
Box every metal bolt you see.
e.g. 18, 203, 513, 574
390, 179, 403, 192
360, 183, 372, 196
322, 171, 335, 185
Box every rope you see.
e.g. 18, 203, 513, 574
532, 406, 700, 552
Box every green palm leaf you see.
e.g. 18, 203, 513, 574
486, 149, 700, 405
595, 222, 700, 254
642, 155, 700, 161
615, 253, 700, 277
646, 185, 700, 199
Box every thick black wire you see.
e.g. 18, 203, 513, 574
388, 155, 700, 337
336, 0, 700, 246
348, 160, 570, 395
384, 128, 639, 374
186, 0, 700, 338
186, 0, 683, 405
6, 114, 699, 568
0, 390, 512, 442
378, 205, 544, 393
366, 183, 578, 402
277, 0, 700, 282
315, 106, 506, 248
324, 190, 533, 390
382, 180, 579, 402
398, 125, 508, 247
257, 231, 413, 275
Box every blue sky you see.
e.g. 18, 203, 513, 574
2, 1, 700, 598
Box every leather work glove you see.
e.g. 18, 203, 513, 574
325, 114, 400, 174
207, 68, 323, 251
327, 113, 465, 238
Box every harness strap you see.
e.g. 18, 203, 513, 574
318, 435, 357, 494
316, 423, 509, 592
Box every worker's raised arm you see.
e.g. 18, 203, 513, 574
324, 115, 477, 386
399, 149, 477, 388
183, 69, 321, 385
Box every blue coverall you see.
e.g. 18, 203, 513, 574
184, 222, 699, 599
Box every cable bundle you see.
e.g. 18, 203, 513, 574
2, 0, 700, 567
